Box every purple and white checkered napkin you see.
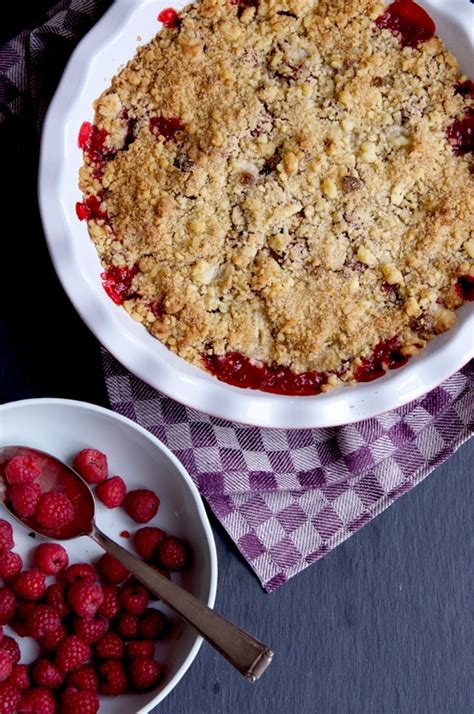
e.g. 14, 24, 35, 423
103, 352, 473, 592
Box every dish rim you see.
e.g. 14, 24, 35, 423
0, 396, 218, 711
38, 0, 474, 429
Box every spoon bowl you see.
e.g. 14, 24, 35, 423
0, 445, 95, 539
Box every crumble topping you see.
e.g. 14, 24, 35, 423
78, 0, 473, 391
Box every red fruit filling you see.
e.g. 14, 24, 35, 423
75, 195, 109, 222
375, 0, 435, 49
77, 121, 115, 169
353, 336, 408, 382
157, 7, 181, 28
149, 116, 183, 141
101, 265, 138, 305
455, 80, 474, 97
203, 351, 327, 395
446, 114, 474, 156
455, 275, 474, 301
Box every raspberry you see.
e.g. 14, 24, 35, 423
138, 608, 170, 639
128, 656, 161, 690
55, 636, 90, 673
6, 664, 29, 690
0, 651, 12, 683
95, 631, 124, 659
31, 658, 64, 689
157, 535, 189, 570
73, 617, 107, 645
0, 588, 16, 625
9, 482, 41, 518
40, 625, 67, 653
44, 583, 69, 619
0, 682, 21, 713
26, 605, 61, 639
97, 553, 129, 584
0, 626, 2, 642
5, 455, 41, 485
117, 612, 138, 639
120, 584, 148, 615
0, 521, 14, 553
61, 563, 96, 585
73, 449, 108, 484
13, 569, 46, 601
124, 489, 159, 523
133, 526, 165, 560
17, 688, 56, 714
0, 551, 22, 579
98, 659, 128, 696
95, 476, 126, 508
67, 581, 103, 618
33, 543, 68, 575
10, 603, 35, 637
97, 584, 121, 620
36, 491, 74, 529
126, 639, 155, 658
66, 665, 99, 692
61, 687, 100, 714
1, 637, 20, 667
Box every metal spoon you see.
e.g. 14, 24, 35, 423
0, 446, 273, 681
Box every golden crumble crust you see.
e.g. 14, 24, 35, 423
79, 0, 473, 387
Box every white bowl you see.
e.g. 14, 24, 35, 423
38, 0, 474, 429
0, 398, 218, 712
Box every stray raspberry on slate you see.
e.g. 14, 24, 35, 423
73, 448, 108, 484
95, 475, 127, 508
124, 489, 160, 523
5, 455, 41, 485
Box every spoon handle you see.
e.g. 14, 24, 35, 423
90, 526, 273, 681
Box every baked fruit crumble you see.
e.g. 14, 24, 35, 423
77, 0, 473, 395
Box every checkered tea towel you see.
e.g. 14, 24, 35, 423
104, 353, 473, 591
2, 0, 472, 591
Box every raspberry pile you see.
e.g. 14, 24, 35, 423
0, 446, 191, 712
3, 454, 76, 532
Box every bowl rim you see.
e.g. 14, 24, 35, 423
0, 396, 218, 712
38, 0, 474, 430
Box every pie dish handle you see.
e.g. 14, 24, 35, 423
91, 525, 274, 681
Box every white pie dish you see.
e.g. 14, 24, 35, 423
0, 397, 218, 712
38, 0, 474, 429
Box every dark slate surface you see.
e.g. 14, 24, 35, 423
1, 4, 472, 712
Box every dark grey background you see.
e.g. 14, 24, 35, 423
1, 2, 473, 713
